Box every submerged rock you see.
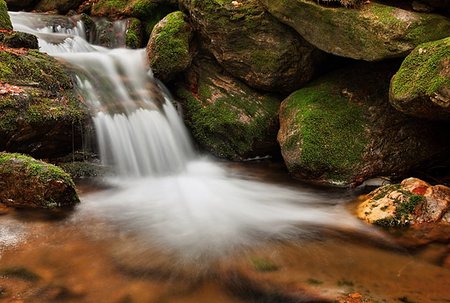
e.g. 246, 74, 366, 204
357, 178, 450, 226
175, 56, 280, 160
147, 11, 193, 81
260, 0, 450, 61
0, 47, 89, 158
278, 62, 450, 186
0, 152, 79, 209
390, 37, 450, 121
180, 0, 325, 93
0, 0, 12, 30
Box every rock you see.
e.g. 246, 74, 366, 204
147, 11, 193, 81
175, 56, 280, 160
0, 0, 12, 30
0, 48, 89, 158
0, 153, 80, 209
390, 37, 450, 121
125, 18, 143, 49
357, 178, 450, 226
5, 0, 37, 11
278, 62, 450, 186
412, 1, 434, 13
34, 0, 85, 14
419, 0, 450, 12
260, 0, 450, 61
180, 0, 325, 93
0, 31, 39, 49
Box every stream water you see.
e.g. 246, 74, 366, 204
1, 12, 449, 303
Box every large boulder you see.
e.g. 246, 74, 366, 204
34, 0, 85, 14
0, 48, 89, 158
0, 31, 38, 49
180, 0, 325, 93
0, 153, 79, 209
390, 37, 450, 121
0, 0, 12, 30
260, 0, 450, 61
357, 178, 450, 226
278, 62, 450, 186
175, 56, 280, 160
147, 11, 193, 81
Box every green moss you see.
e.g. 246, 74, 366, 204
0, 153, 75, 188
374, 192, 424, 227
59, 162, 106, 179
306, 278, 324, 285
391, 37, 450, 100
177, 75, 279, 159
0, 0, 12, 30
250, 257, 280, 272
282, 81, 367, 183
125, 18, 142, 49
0, 267, 40, 282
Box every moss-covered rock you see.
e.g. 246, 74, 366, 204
278, 62, 450, 186
125, 18, 143, 49
34, 0, 85, 14
180, 0, 325, 93
175, 56, 280, 160
0, 48, 89, 158
0, 152, 79, 209
260, 0, 450, 61
357, 178, 450, 226
91, 0, 175, 19
0, 0, 12, 30
147, 11, 193, 81
0, 31, 39, 49
390, 37, 450, 121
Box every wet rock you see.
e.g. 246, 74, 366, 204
147, 11, 193, 81
34, 0, 85, 14
0, 31, 38, 49
419, 0, 450, 12
412, 1, 434, 13
175, 56, 280, 160
260, 0, 450, 61
0, 266, 40, 281
0, 153, 80, 209
125, 18, 143, 49
180, 0, 325, 93
0, 0, 12, 30
390, 37, 450, 121
278, 62, 450, 186
0, 48, 89, 158
357, 178, 450, 226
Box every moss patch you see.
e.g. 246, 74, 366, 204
125, 18, 143, 49
280, 80, 368, 183
0, 0, 12, 30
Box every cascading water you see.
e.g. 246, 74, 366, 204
10, 12, 372, 261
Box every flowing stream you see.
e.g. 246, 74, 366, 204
3, 12, 450, 303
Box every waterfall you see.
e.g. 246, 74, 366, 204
9, 12, 370, 260
10, 12, 194, 177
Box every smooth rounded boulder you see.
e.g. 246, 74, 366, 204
278, 62, 450, 186
147, 11, 193, 81
0, 153, 80, 209
390, 37, 450, 121
180, 0, 325, 93
260, 0, 450, 61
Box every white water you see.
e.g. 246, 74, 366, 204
10, 12, 373, 260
